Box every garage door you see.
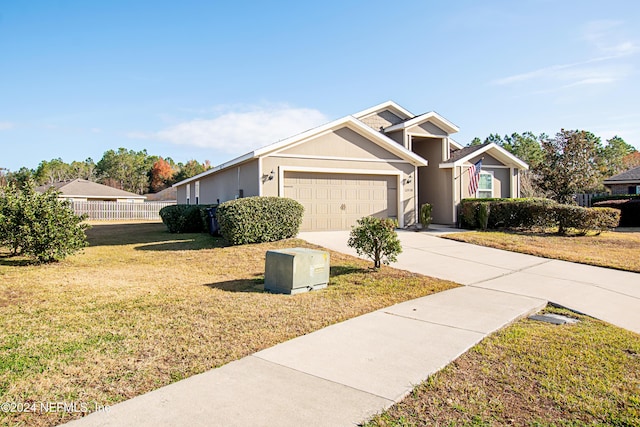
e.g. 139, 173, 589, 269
283, 172, 398, 231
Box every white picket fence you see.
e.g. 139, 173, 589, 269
71, 201, 175, 220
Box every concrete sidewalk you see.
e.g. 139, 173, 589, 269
64, 287, 545, 427
299, 228, 640, 334
62, 228, 638, 426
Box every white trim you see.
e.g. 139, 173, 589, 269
262, 117, 428, 167
258, 157, 263, 196
474, 164, 512, 169
352, 100, 414, 120
510, 167, 515, 198
449, 138, 463, 150
278, 166, 404, 228
439, 142, 529, 170
452, 166, 458, 224
269, 153, 412, 164
476, 170, 494, 199
384, 111, 459, 134
195, 180, 200, 205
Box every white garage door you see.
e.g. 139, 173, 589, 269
283, 172, 398, 231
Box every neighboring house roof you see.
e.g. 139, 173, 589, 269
36, 179, 146, 199
440, 142, 529, 169
603, 166, 640, 184
174, 113, 430, 187
144, 186, 177, 201
383, 111, 460, 135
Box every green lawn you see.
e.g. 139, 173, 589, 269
0, 222, 456, 427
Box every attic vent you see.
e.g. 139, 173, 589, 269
529, 313, 579, 325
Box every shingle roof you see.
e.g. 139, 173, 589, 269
444, 143, 489, 163
36, 179, 145, 199
604, 165, 640, 182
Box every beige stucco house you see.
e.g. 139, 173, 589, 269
174, 101, 528, 230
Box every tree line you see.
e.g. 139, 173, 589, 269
0, 148, 212, 195
469, 131, 640, 204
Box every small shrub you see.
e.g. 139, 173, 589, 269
216, 197, 304, 245
0, 180, 89, 263
159, 204, 214, 233
420, 203, 432, 228
347, 216, 402, 269
478, 203, 490, 231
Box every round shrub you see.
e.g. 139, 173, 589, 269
216, 197, 304, 245
0, 181, 89, 263
159, 205, 215, 233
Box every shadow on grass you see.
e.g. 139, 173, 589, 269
135, 238, 225, 251
203, 265, 369, 294
0, 253, 34, 267
86, 222, 223, 249
204, 277, 265, 293
330, 265, 369, 276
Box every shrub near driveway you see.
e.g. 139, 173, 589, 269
0, 222, 457, 427
216, 196, 304, 245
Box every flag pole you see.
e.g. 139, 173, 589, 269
454, 156, 484, 180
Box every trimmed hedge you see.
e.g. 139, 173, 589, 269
460, 198, 621, 234
591, 194, 640, 204
460, 198, 556, 230
159, 204, 217, 233
554, 205, 621, 235
593, 199, 640, 227
216, 197, 304, 245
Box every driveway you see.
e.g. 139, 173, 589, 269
298, 229, 640, 334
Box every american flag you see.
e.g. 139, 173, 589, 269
468, 159, 483, 196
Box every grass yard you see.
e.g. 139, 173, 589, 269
365, 306, 640, 426
0, 221, 456, 427
444, 230, 640, 273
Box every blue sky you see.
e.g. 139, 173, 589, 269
1, 0, 639, 172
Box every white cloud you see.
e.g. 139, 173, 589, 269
0, 122, 14, 130
491, 20, 637, 89
130, 105, 329, 154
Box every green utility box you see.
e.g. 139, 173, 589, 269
264, 248, 330, 294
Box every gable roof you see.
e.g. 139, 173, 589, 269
384, 111, 460, 135
440, 142, 529, 170
352, 100, 414, 121
36, 179, 146, 199
174, 114, 430, 187
603, 165, 640, 183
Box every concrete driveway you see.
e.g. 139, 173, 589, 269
298, 228, 640, 334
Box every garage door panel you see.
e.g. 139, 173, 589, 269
284, 172, 398, 231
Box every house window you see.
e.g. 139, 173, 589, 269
477, 172, 493, 198
186, 184, 191, 205
195, 181, 200, 205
